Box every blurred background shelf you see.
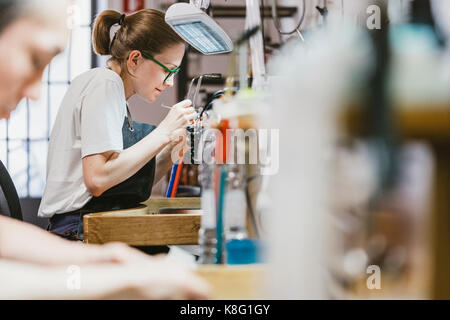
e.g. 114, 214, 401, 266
342, 105, 450, 143
341, 104, 450, 299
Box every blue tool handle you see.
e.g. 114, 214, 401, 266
165, 163, 178, 198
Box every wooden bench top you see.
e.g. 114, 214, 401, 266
83, 198, 202, 246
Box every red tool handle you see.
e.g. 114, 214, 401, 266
170, 154, 184, 198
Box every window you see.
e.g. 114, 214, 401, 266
0, 0, 95, 198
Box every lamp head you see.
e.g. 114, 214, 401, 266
165, 3, 233, 55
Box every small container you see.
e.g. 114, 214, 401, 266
226, 239, 262, 265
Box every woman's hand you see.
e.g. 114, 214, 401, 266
81, 244, 211, 299
83, 242, 157, 265
111, 256, 211, 300
155, 99, 196, 145
0, 256, 211, 300
78, 243, 211, 299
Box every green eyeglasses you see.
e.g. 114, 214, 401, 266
141, 51, 180, 83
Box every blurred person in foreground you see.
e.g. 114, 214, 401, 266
0, 0, 209, 300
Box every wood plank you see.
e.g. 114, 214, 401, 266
142, 197, 201, 214
84, 212, 201, 246
83, 199, 202, 246
88, 205, 149, 217
196, 265, 267, 300
430, 146, 450, 299
341, 106, 450, 143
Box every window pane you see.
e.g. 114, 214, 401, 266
8, 140, 28, 197
73, 0, 92, 26
0, 139, 6, 164
29, 141, 48, 197
7, 99, 28, 140
71, 27, 92, 80
49, 48, 70, 83
49, 84, 69, 130
29, 84, 49, 140
0, 119, 6, 140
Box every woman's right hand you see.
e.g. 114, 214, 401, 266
156, 99, 196, 145
116, 256, 211, 300
80, 243, 211, 299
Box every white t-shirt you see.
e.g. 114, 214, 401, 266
38, 68, 126, 218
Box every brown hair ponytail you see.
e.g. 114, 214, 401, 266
92, 9, 184, 72
92, 10, 123, 55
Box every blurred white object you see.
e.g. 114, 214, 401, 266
328, 142, 435, 298
389, 23, 450, 106
333, 141, 378, 212
168, 246, 198, 270
165, 2, 233, 55
265, 21, 373, 299
246, 0, 266, 90
431, 0, 450, 41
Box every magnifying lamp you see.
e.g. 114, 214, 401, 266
165, 2, 233, 55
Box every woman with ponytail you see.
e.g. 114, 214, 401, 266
38, 9, 195, 238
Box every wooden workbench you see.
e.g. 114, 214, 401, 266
83, 198, 201, 246
83, 198, 269, 300
196, 264, 268, 300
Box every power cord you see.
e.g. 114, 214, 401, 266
271, 0, 306, 42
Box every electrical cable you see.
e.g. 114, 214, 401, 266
198, 87, 239, 119
199, 90, 224, 118
271, 0, 306, 41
